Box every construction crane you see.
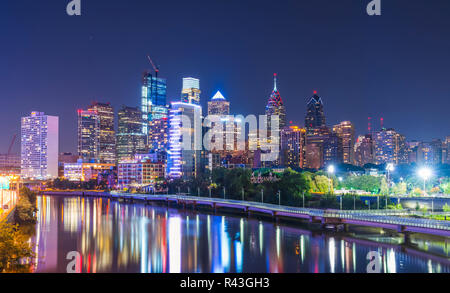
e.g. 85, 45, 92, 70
6, 134, 16, 159
147, 54, 159, 78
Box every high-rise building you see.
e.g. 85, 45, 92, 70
280, 126, 306, 169
181, 78, 201, 105
141, 72, 168, 135
77, 109, 99, 161
116, 106, 146, 162
265, 74, 286, 129
88, 102, 116, 164
354, 134, 375, 167
305, 126, 342, 169
168, 102, 202, 179
21, 112, 59, 179
305, 91, 326, 132
333, 121, 355, 165
208, 91, 230, 115
148, 118, 169, 152
416, 139, 443, 165
374, 128, 408, 165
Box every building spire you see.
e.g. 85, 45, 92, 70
273, 73, 277, 92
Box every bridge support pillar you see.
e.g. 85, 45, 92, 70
403, 232, 412, 245
344, 224, 349, 232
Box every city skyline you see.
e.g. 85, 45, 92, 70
2, 0, 450, 154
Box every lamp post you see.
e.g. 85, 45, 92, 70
278, 190, 281, 206
386, 163, 395, 196
418, 167, 432, 196
327, 165, 335, 194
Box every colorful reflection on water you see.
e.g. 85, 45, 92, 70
32, 196, 450, 273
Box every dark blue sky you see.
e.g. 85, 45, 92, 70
1, 0, 450, 154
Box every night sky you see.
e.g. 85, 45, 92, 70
1, 0, 450, 154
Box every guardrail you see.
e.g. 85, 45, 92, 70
46, 191, 450, 232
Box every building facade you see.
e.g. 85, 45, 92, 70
21, 112, 59, 179
141, 72, 168, 135
64, 161, 115, 182
305, 91, 326, 133
354, 134, 375, 167
117, 106, 147, 162
87, 102, 116, 164
77, 109, 99, 161
280, 126, 306, 169
374, 128, 408, 165
333, 121, 355, 165
181, 78, 201, 105
118, 158, 165, 189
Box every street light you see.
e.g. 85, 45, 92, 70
418, 167, 432, 196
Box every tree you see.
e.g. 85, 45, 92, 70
0, 221, 33, 273
379, 177, 388, 195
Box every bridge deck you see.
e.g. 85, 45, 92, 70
44, 191, 450, 237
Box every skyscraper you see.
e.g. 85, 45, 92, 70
148, 118, 169, 152
141, 72, 168, 134
374, 128, 408, 165
208, 91, 230, 115
305, 127, 342, 169
116, 106, 146, 162
181, 78, 201, 105
280, 125, 306, 169
265, 73, 286, 129
354, 134, 375, 167
333, 121, 355, 164
77, 109, 99, 161
305, 91, 326, 132
88, 102, 116, 164
168, 102, 202, 179
21, 111, 59, 179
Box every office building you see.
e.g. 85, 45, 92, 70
88, 102, 116, 164
333, 121, 355, 164
117, 106, 147, 162
77, 109, 99, 161
21, 111, 59, 179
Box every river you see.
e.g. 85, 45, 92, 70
30, 195, 450, 273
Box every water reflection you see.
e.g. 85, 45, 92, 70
32, 196, 450, 273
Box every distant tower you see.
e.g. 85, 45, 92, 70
181, 77, 201, 105
141, 71, 168, 135
265, 73, 286, 129
305, 90, 326, 133
208, 91, 230, 115
21, 112, 59, 179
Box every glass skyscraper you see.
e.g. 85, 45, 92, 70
141, 72, 168, 134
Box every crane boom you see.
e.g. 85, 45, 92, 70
7, 134, 16, 157
147, 55, 159, 74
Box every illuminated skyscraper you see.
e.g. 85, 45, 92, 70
148, 118, 169, 153
141, 72, 168, 134
21, 112, 59, 179
208, 91, 230, 115
88, 102, 116, 164
354, 134, 375, 167
374, 128, 408, 165
167, 102, 202, 179
280, 126, 306, 168
444, 136, 450, 164
305, 91, 326, 132
77, 109, 99, 161
116, 106, 146, 162
265, 73, 286, 129
181, 77, 201, 105
333, 121, 355, 164
305, 127, 342, 169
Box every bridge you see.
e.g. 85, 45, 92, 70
43, 191, 450, 238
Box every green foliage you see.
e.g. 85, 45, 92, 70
391, 182, 407, 195
340, 175, 382, 193
14, 187, 37, 224
0, 221, 33, 273
443, 203, 450, 212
